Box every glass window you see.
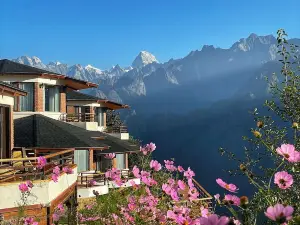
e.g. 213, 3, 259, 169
96, 108, 105, 126
116, 154, 125, 169
45, 86, 60, 112
18, 83, 34, 111
74, 150, 89, 172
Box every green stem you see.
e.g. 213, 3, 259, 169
268, 161, 284, 190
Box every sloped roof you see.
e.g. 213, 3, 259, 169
0, 59, 98, 90
66, 91, 100, 101
14, 114, 139, 152
66, 91, 129, 109
0, 81, 27, 96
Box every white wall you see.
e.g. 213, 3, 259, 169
0, 76, 65, 86
0, 95, 14, 106
0, 167, 77, 209
67, 122, 98, 131
107, 133, 129, 140
77, 185, 109, 198
13, 112, 65, 120
67, 101, 102, 107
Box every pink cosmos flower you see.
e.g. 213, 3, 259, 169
24, 217, 37, 225
37, 156, 47, 169
200, 214, 229, 225
184, 167, 195, 179
164, 160, 177, 171
188, 178, 194, 188
276, 144, 300, 163
104, 153, 116, 159
214, 194, 220, 201
89, 179, 97, 186
150, 160, 162, 171
26, 180, 33, 188
274, 171, 293, 189
52, 213, 60, 222
224, 194, 240, 206
53, 166, 60, 175
177, 180, 186, 190
132, 166, 140, 178
188, 187, 199, 201
57, 203, 65, 213
51, 174, 59, 183
216, 178, 238, 193
62, 166, 73, 174
177, 166, 185, 172
19, 183, 29, 193
265, 203, 294, 223
200, 206, 209, 218
234, 219, 241, 225
146, 142, 156, 152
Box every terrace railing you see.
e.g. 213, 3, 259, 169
77, 169, 131, 188
105, 125, 128, 133
0, 148, 75, 183
60, 113, 95, 123
176, 178, 213, 210
77, 171, 106, 188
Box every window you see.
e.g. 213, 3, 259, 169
19, 83, 34, 111
116, 154, 125, 169
44, 85, 60, 112
96, 107, 106, 126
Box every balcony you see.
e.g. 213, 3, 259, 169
0, 149, 77, 222
77, 170, 140, 199
59, 113, 99, 131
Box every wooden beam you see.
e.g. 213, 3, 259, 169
89, 149, 94, 171
125, 153, 128, 169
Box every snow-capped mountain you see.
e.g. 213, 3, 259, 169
10, 34, 300, 107
132, 51, 158, 68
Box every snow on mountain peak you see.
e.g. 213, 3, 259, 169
132, 51, 158, 68
85, 64, 102, 74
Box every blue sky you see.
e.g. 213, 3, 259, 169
1, 0, 299, 69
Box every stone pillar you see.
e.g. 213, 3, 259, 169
89, 149, 94, 171
125, 153, 128, 169
34, 82, 44, 112
60, 87, 66, 113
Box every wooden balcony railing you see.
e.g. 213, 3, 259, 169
60, 113, 95, 122
77, 169, 131, 188
105, 125, 128, 133
77, 171, 106, 188
176, 178, 213, 210
0, 148, 75, 183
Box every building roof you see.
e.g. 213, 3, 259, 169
14, 114, 139, 153
66, 91, 129, 109
66, 91, 99, 101
0, 81, 27, 96
0, 59, 98, 90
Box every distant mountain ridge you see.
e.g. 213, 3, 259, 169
9, 34, 300, 107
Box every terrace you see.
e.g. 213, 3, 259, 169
77, 170, 141, 198
0, 148, 77, 224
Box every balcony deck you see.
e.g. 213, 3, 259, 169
0, 149, 78, 224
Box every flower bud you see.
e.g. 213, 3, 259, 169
252, 130, 262, 138
257, 121, 264, 128
239, 164, 247, 172
240, 196, 249, 207
292, 122, 299, 129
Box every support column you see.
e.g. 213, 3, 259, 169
89, 149, 94, 171
34, 82, 44, 112
112, 158, 117, 168
60, 87, 66, 113
125, 153, 128, 169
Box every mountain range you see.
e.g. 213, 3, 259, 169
10, 33, 299, 112
7, 32, 300, 197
